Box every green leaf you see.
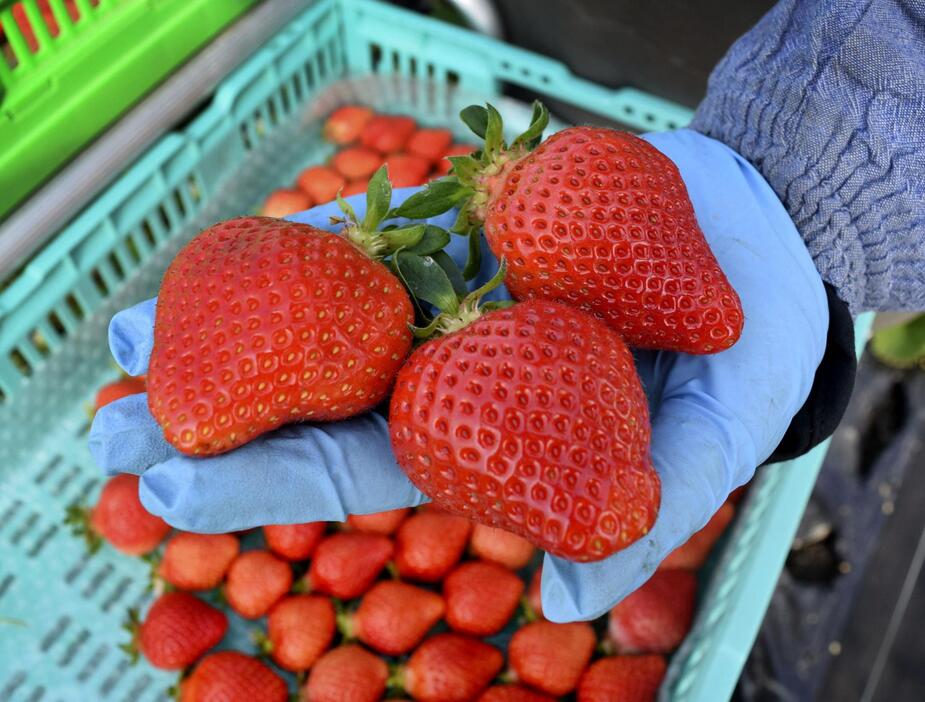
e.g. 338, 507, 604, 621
380, 224, 426, 253
460, 105, 489, 139
464, 256, 507, 305
362, 166, 392, 231
483, 103, 505, 159
389, 180, 474, 219
871, 313, 925, 368
432, 250, 468, 297
403, 225, 451, 255
447, 155, 480, 183
336, 191, 358, 225
462, 229, 482, 280
394, 252, 460, 315
512, 100, 550, 151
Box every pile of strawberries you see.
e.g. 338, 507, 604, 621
74, 376, 741, 702
259, 105, 475, 219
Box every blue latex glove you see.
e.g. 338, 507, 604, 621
90, 130, 828, 622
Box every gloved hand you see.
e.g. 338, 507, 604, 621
89, 129, 828, 622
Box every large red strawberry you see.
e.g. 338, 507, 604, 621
469, 524, 535, 570
263, 522, 326, 561
508, 621, 596, 696
345, 507, 410, 535
394, 510, 473, 582
390, 299, 658, 562
660, 501, 734, 570
479, 686, 556, 702
396, 633, 504, 702
225, 549, 293, 619
262, 595, 335, 672
443, 560, 524, 636
608, 569, 697, 653
126, 591, 227, 670
181, 651, 288, 702
305, 532, 393, 599
577, 655, 667, 702
66, 474, 170, 556
429, 102, 744, 354
147, 170, 419, 455
303, 644, 388, 702
342, 580, 444, 655
158, 532, 239, 591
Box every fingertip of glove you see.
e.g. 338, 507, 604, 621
108, 299, 156, 376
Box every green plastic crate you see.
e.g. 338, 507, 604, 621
0, 1, 872, 700
0, 0, 261, 221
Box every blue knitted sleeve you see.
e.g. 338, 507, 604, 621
690, 0, 925, 314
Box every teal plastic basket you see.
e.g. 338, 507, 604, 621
0, 1, 872, 700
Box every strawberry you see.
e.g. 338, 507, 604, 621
407, 128, 454, 163
479, 685, 556, 702
443, 560, 523, 636
436, 103, 744, 354
263, 595, 335, 672
158, 532, 239, 590
608, 569, 697, 653
360, 114, 416, 154
728, 485, 748, 504
95, 376, 146, 410
385, 153, 430, 187
398, 633, 503, 702
469, 524, 535, 570
394, 510, 473, 583
332, 146, 383, 180
324, 105, 375, 145
146, 198, 416, 455
342, 178, 369, 196
66, 474, 170, 556
261, 188, 312, 218
182, 651, 288, 702
345, 508, 410, 536
660, 501, 734, 570
263, 522, 326, 561
525, 566, 544, 620
297, 165, 346, 205
342, 580, 444, 655
225, 549, 292, 619
577, 655, 667, 702
126, 591, 226, 670
434, 144, 476, 176
303, 644, 388, 702
305, 532, 393, 599
508, 621, 596, 696
389, 300, 658, 562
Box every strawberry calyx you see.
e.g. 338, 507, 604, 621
119, 608, 142, 664
386, 663, 408, 694
251, 629, 274, 657
334, 602, 356, 641
64, 504, 102, 555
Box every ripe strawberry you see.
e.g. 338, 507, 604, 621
147, 212, 414, 455
608, 569, 697, 653
525, 566, 544, 620
182, 651, 288, 702
263, 595, 335, 672
407, 128, 454, 163
577, 655, 667, 702
394, 510, 473, 582
385, 153, 430, 187
324, 105, 375, 145
444, 560, 523, 636
390, 300, 658, 562
158, 532, 239, 590
398, 633, 503, 702
469, 524, 535, 570
508, 621, 596, 696
303, 644, 388, 702
225, 549, 292, 619
660, 501, 735, 570
342, 178, 369, 196
342, 580, 444, 655
479, 685, 556, 702
66, 474, 170, 556
345, 508, 410, 536
305, 532, 393, 599
360, 114, 416, 153
728, 485, 748, 504
261, 188, 312, 218
443, 103, 744, 354
332, 146, 383, 180
434, 144, 476, 176
297, 165, 346, 205
263, 522, 326, 561
95, 376, 146, 410
126, 591, 226, 670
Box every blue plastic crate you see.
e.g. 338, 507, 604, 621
0, 1, 872, 700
